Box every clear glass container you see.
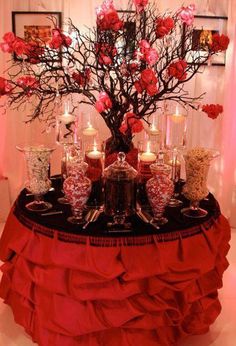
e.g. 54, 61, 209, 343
146, 163, 174, 225
17, 145, 54, 212
104, 152, 138, 225
63, 159, 92, 224
181, 148, 220, 218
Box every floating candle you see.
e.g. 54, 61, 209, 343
59, 112, 75, 125
82, 122, 98, 136
139, 141, 156, 162
171, 107, 185, 124
86, 149, 102, 160
148, 124, 160, 136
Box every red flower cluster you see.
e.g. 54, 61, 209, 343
133, 0, 149, 13
0, 77, 12, 96
120, 112, 144, 134
0, 32, 29, 56
96, 0, 123, 31
49, 28, 72, 49
139, 40, 159, 66
17, 76, 39, 95
156, 17, 174, 38
202, 104, 223, 119
95, 43, 117, 65
135, 69, 158, 96
95, 92, 112, 113
72, 68, 91, 87
168, 60, 188, 81
210, 34, 230, 53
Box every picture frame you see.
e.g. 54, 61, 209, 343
117, 10, 136, 57
12, 11, 62, 61
186, 15, 228, 66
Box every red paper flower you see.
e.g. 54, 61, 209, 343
96, 0, 123, 31
95, 92, 112, 113
49, 28, 72, 49
156, 17, 174, 38
133, 0, 149, 13
135, 68, 159, 96
95, 43, 117, 65
12, 37, 29, 56
0, 32, 15, 53
17, 76, 39, 95
72, 68, 91, 87
178, 4, 195, 26
0, 77, 12, 96
120, 112, 144, 134
168, 59, 188, 81
210, 34, 230, 53
202, 104, 223, 119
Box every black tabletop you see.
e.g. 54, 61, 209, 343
13, 177, 221, 239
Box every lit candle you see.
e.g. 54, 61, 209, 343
148, 123, 160, 136
171, 107, 185, 124
140, 141, 156, 162
82, 122, 98, 136
59, 111, 75, 125
86, 142, 102, 160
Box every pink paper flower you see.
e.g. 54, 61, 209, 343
139, 40, 159, 66
133, 0, 148, 13
95, 92, 112, 113
0, 32, 15, 53
178, 4, 196, 26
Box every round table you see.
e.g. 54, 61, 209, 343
0, 185, 231, 346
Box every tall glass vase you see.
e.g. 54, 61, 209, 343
165, 103, 188, 207
181, 148, 220, 218
17, 145, 54, 212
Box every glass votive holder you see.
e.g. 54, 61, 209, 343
85, 141, 104, 207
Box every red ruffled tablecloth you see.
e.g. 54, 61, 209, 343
0, 206, 231, 346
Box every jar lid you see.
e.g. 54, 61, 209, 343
104, 152, 137, 180
150, 163, 171, 175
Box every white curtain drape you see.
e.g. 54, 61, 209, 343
0, 0, 235, 226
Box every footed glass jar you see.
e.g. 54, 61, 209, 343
104, 152, 137, 226
182, 148, 219, 218
146, 163, 174, 225
63, 160, 91, 224
17, 145, 54, 212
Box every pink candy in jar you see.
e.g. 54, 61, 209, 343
63, 161, 91, 224
146, 163, 174, 225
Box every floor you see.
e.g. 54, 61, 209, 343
0, 223, 235, 346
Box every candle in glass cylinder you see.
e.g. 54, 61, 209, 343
171, 107, 185, 124
59, 111, 75, 125
82, 122, 98, 136
148, 123, 160, 136
139, 141, 156, 162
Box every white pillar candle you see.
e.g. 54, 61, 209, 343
59, 112, 75, 125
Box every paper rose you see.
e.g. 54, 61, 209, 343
135, 68, 159, 96
120, 112, 144, 134
133, 0, 149, 13
202, 104, 223, 119
178, 4, 195, 26
96, 0, 123, 31
156, 17, 174, 38
95, 92, 112, 113
0, 77, 12, 96
168, 60, 188, 81
210, 34, 230, 52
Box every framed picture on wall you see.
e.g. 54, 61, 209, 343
12, 11, 62, 61
185, 15, 228, 66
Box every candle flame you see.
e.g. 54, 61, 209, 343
146, 141, 151, 153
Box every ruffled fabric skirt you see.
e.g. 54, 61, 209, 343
0, 209, 231, 346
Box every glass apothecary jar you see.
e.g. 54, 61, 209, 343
103, 152, 137, 225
